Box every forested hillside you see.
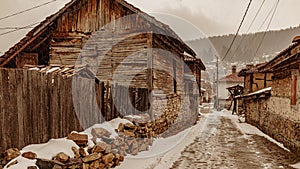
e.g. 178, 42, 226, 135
187, 25, 300, 65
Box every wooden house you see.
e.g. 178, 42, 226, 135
240, 36, 300, 155
238, 63, 273, 95
0, 0, 199, 93
0, 0, 204, 107
0, 0, 205, 152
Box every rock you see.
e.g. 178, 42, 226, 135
124, 123, 136, 130
113, 153, 122, 166
82, 163, 89, 169
98, 163, 106, 169
52, 164, 63, 169
36, 158, 64, 169
54, 152, 69, 163
91, 137, 97, 144
104, 144, 112, 154
126, 138, 138, 155
71, 147, 80, 158
5, 148, 20, 161
22, 152, 37, 160
118, 123, 124, 132
101, 153, 114, 165
124, 130, 135, 137
82, 153, 101, 163
89, 160, 100, 169
111, 149, 119, 154
91, 142, 107, 153
66, 158, 83, 168
79, 148, 87, 157
125, 137, 135, 146
27, 166, 37, 169
139, 143, 149, 152
101, 136, 114, 144
67, 133, 88, 147
91, 128, 111, 138
119, 155, 124, 162
6, 160, 18, 168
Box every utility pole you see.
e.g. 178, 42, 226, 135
216, 55, 219, 110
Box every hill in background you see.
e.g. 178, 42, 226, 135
187, 25, 300, 73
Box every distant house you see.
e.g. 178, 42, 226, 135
238, 63, 273, 95
240, 36, 300, 155
217, 66, 244, 107
0, 0, 205, 152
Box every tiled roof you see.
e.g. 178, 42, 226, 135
219, 72, 244, 83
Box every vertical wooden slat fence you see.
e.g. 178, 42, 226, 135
0, 68, 150, 153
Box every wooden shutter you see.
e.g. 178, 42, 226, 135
291, 75, 297, 105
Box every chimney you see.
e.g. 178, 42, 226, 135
232, 65, 237, 74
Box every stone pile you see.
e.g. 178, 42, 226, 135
2, 95, 187, 169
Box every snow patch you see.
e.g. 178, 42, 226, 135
4, 138, 78, 169
4, 118, 132, 169
83, 117, 132, 139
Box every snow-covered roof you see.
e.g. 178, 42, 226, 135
235, 87, 271, 99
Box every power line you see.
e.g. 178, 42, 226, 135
258, 0, 278, 30
222, 0, 253, 61
0, 26, 35, 30
231, 0, 266, 59
0, 0, 57, 22
246, 0, 266, 33
254, 0, 280, 58
0, 22, 40, 37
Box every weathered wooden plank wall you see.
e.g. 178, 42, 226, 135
0, 68, 150, 153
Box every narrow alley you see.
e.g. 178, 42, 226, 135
170, 112, 299, 169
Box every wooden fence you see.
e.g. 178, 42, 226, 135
0, 68, 150, 152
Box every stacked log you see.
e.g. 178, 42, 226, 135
120, 94, 182, 138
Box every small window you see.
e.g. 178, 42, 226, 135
291, 75, 297, 105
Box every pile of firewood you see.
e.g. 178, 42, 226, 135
2, 96, 183, 169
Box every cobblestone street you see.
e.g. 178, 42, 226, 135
170, 112, 299, 169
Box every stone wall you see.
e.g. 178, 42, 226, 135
244, 74, 300, 156
245, 98, 300, 156
151, 94, 198, 137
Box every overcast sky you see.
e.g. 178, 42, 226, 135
0, 0, 300, 53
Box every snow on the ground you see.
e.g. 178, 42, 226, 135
4, 138, 79, 169
291, 162, 300, 169
5, 110, 299, 169
116, 114, 209, 169
83, 117, 132, 140
4, 118, 132, 169
220, 110, 300, 169
127, 129, 189, 159
5, 156, 36, 169
221, 110, 289, 152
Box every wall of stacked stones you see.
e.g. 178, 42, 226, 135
151, 94, 198, 137
246, 97, 300, 155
